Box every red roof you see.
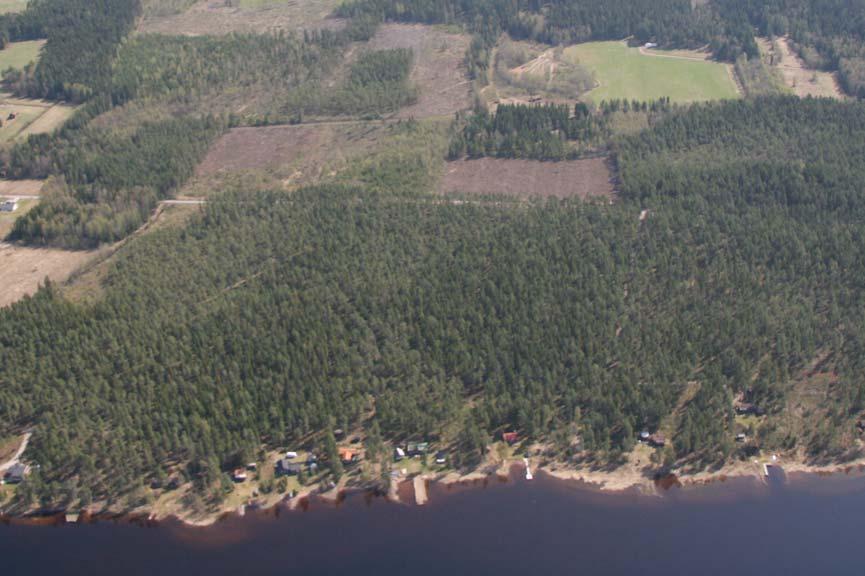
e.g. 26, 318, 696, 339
502, 432, 519, 444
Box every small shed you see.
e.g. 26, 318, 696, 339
3, 463, 29, 484
502, 431, 519, 445
232, 469, 248, 483
394, 447, 406, 461
276, 459, 303, 476
338, 447, 357, 464
648, 433, 666, 448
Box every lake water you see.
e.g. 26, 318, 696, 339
2, 467, 864, 575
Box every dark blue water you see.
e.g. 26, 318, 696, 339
2, 468, 863, 575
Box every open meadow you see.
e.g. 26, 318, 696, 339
564, 41, 740, 103
0, 40, 43, 70
0, 96, 75, 142
0, 0, 27, 14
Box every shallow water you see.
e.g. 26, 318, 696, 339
2, 467, 864, 576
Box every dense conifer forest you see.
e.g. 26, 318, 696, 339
4, 96, 865, 509
2, 0, 865, 514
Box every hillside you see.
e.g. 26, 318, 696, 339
2, 0, 865, 519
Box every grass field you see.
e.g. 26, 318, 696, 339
0, 40, 44, 70
0, 98, 75, 142
564, 41, 739, 103
0, 0, 27, 14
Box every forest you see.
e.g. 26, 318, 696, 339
3, 96, 865, 510
447, 100, 671, 160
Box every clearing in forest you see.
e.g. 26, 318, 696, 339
138, 0, 344, 36
0, 0, 27, 14
191, 121, 395, 192
761, 37, 844, 99
0, 40, 44, 70
364, 24, 472, 119
0, 243, 98, 308
440, 157, 615, 200
563, 41, 739, 103
483, 39, 595, 111
0, 96, 75, 143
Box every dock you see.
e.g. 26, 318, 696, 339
524, 458, 533, 480
413, 475, 428, 506
763, 463, 770, 477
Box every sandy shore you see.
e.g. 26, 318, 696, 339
6, 450, 865, 528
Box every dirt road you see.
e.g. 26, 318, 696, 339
0, 432, 31, 474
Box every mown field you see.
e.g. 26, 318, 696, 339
564, 41, 740, 103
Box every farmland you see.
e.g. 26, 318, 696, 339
564, 41, 740, 103
0, 96, 75, 143
440, 157, 615, 200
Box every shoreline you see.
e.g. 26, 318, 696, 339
4, 454, 865, 529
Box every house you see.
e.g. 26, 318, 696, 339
284, 451, 298, 459
232, 468, 248, 483
435, 451, 447, 465
638, 431, 651, 443
734, 402, 765, 416
394, 447, 406, 461
275, 459, 303, 476
416, 442, 429, 454
644, 42, 658, 49
246, 462, 257, 471
0, 198, 18, 213
735, 433, 747, 442
502, 431, 519, 445
338, 447, 358, 464
648, 433, 666, 448
2, 463, 29, 484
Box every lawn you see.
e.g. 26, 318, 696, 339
564, 41, 739, 103
0, 40, 44, 70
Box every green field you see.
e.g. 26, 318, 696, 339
564, 41, 739, 103
0, 40, 44, 70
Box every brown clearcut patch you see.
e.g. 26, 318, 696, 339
440, 157, 616, 200
365, 24, 472, 119
138, 0, 345, 36
0, 243, 98, 308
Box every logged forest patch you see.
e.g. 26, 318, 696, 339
0, 243, 98, 308
191, 121, 397, 191
440, 157, 615, 200
138, 0, 344, 36
766, 37, 844, 99
365, 24, 472, 119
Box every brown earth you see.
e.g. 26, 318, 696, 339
440, 157, 616, 200
191, 121, 397, 191
138, 0, 345, 36
0, 179, 42, 196
773, 37, 844, 99
366, 24, 472, 119
0, 243, 99, 308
